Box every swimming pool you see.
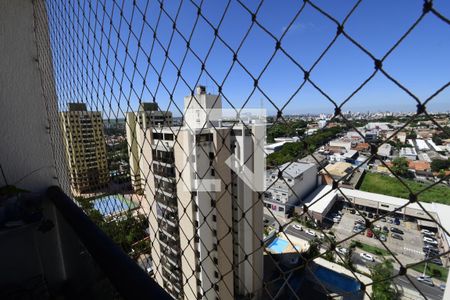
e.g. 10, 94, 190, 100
313, 266, 360, 293
267, 237, 289, 253
93, 194, 137, 216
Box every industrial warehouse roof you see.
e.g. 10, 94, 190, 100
276, 162, 316, 179
303, 185, 336, 214
303, 185, 450, 247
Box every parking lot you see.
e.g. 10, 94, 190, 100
331, 209, 436, 264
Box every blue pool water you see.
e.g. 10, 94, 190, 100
267, 238, 289, 253
93, 195, 137, 216
314, 266, 361, 293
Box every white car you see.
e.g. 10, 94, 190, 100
417, 276, 434, 286
292, 224, 303, 231
333, 217, 341, 223
360, 252, 375, 262
336, 247, 348, 255
421, 229, 435, 236
423, 237, 438, 245
305, 229, 317, 237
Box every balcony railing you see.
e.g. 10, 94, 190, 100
45, 187, 172, 300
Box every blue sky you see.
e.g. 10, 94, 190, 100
50, 0, 450, 117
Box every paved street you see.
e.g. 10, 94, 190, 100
394, 275, 444, 300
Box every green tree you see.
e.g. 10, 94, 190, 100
406, 130, 417, 139
371, 259, 400, 300
431, 159, 450, 172
391, 157, 409, 177
307, 238, 322, 258
266, 126, 343, 166
344, 247, 355, 271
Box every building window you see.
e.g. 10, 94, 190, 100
231, 129, 242, 136
214, 271, 219, 278
213, 230, 217, 237
211, 199, 216, 208
212, 215, 217, 222
278, 207, 284, 212
211, 168, 215, 176
213, 257, 218, 265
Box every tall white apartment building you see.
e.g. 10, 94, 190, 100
138, 86, 264, 300
126, 102, 172, 193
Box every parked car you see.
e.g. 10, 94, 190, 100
423, 232, 436, 238
421, 229, 435, 236
423, 237, 438, 245
355, 219, 365, 225
383, 226, 389, 233
380, 217, 387, 222
350, 209, 356, 214
423, 244, 439, 251
355, 224, 366, 230
380, 234, 387, 242
366, 229, 373, 238
417, 275, 434, 286
305, 229, 316, 237
360, 252, 375, 262
362, 212, 368, 217
368, 213, 374, 219
292, 224, 303, 231
373, 225, 381, 231
390, 227, 404, 234
394, 218, 400, 225
424, 249, 440, 257
336, 247, 348, 255
439, 284, 446, 291
333, 217, 341, 223
391, 233, 404, 240
353, 227, 363, 234
430, 258, 443, 266
387, 219, 394, 224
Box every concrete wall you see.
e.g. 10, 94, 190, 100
0, 0, 69, 193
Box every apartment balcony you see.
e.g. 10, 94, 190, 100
159, 238, 181, 256
163, 280, 182, 297
159, 225, 179, 241
152, 155, 175, 165
157, 213, 178, 229
162, 262, 182, 281
155, 193, 178, 208
0, 187, 170, 300
153, 167, 176, 178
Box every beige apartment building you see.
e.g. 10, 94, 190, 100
60, 103, 109, 194
126, 102, 173, 193
138, 87, 264, 300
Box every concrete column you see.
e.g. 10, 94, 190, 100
0, 0, 69, 193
